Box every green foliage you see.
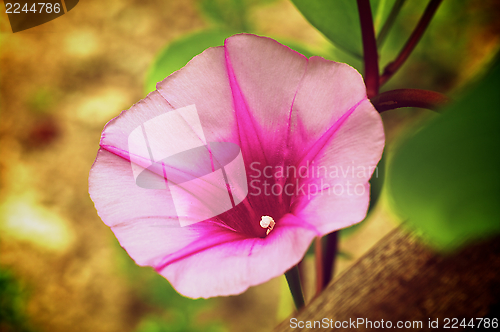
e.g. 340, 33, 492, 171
198, 0, 278, 32
291, 0, 362, 57
375, 0, 406, 47
135, 315, 226, 332
291, 0, 398, 58
388, 57, 500, 251
199, 0, 249, 31
379, 0, 471, 90
0, 268, 35, 332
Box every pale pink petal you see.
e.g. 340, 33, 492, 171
156, 47, 239, 146
156, 34, 309, 168
288, 56, 368, 159
90, 149, 190, 265
293, 100, 385, 234
224, 34, 308, 167
100, 90, 175, 154
92, 94, 236, 263
90, 148, 250, 267
156, 213, 318, 298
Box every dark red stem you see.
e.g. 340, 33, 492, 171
322, 232, 338, 288
370, 88, 450, 113
285, 265, 305, 310
380, 0, 443, 85
315, 237, 323, 296
357, 0, 379, 98
298, 258, 306, 299
316, 232, 338, 296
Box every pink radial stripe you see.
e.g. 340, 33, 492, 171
223, 35, 308, 169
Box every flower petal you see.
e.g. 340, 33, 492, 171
224, 34, 308, 167
156, 213, 318, 298
90, 147, 249, 266
293, 100, 385, 234
155, 46, 239, 145
288, 56, 368, 159
100, 90, 175, 155
90, 149, 189, 265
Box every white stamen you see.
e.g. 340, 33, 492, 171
260, 216, 275, 235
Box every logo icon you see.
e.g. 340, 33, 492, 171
4, 1, 79, 33
128, 105, 248, 227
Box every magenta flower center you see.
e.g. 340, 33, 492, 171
212, 163, 295, 238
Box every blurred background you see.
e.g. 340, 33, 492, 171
1, 0, 499, 331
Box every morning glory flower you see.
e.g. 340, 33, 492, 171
89, 34, 384, 298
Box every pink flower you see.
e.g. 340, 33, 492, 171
89, 34, 384, 298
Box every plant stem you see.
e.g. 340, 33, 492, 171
357, 0, 380, 98
285, 265, 305, 310
370, 88, 449, 113
314, 237, 323, 296
298, 258, 306, 300
377, 0, 407, 48
315, 232, 339, 296
322, 232, 338, 288
379, 0, 443, 86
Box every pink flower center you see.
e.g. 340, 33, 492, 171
212, 169, 294, 238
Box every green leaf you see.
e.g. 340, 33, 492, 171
388, 58, 500, 251
291, 0, 362, 57
198, 0, 281, 31
0, 268, 34, 332
199, 0, 249, 31
375, 0, 401, 32
135, 315, 226, 332
145, 29, 236, 94
291, 0, 398, 58
375, 0, 406, 47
